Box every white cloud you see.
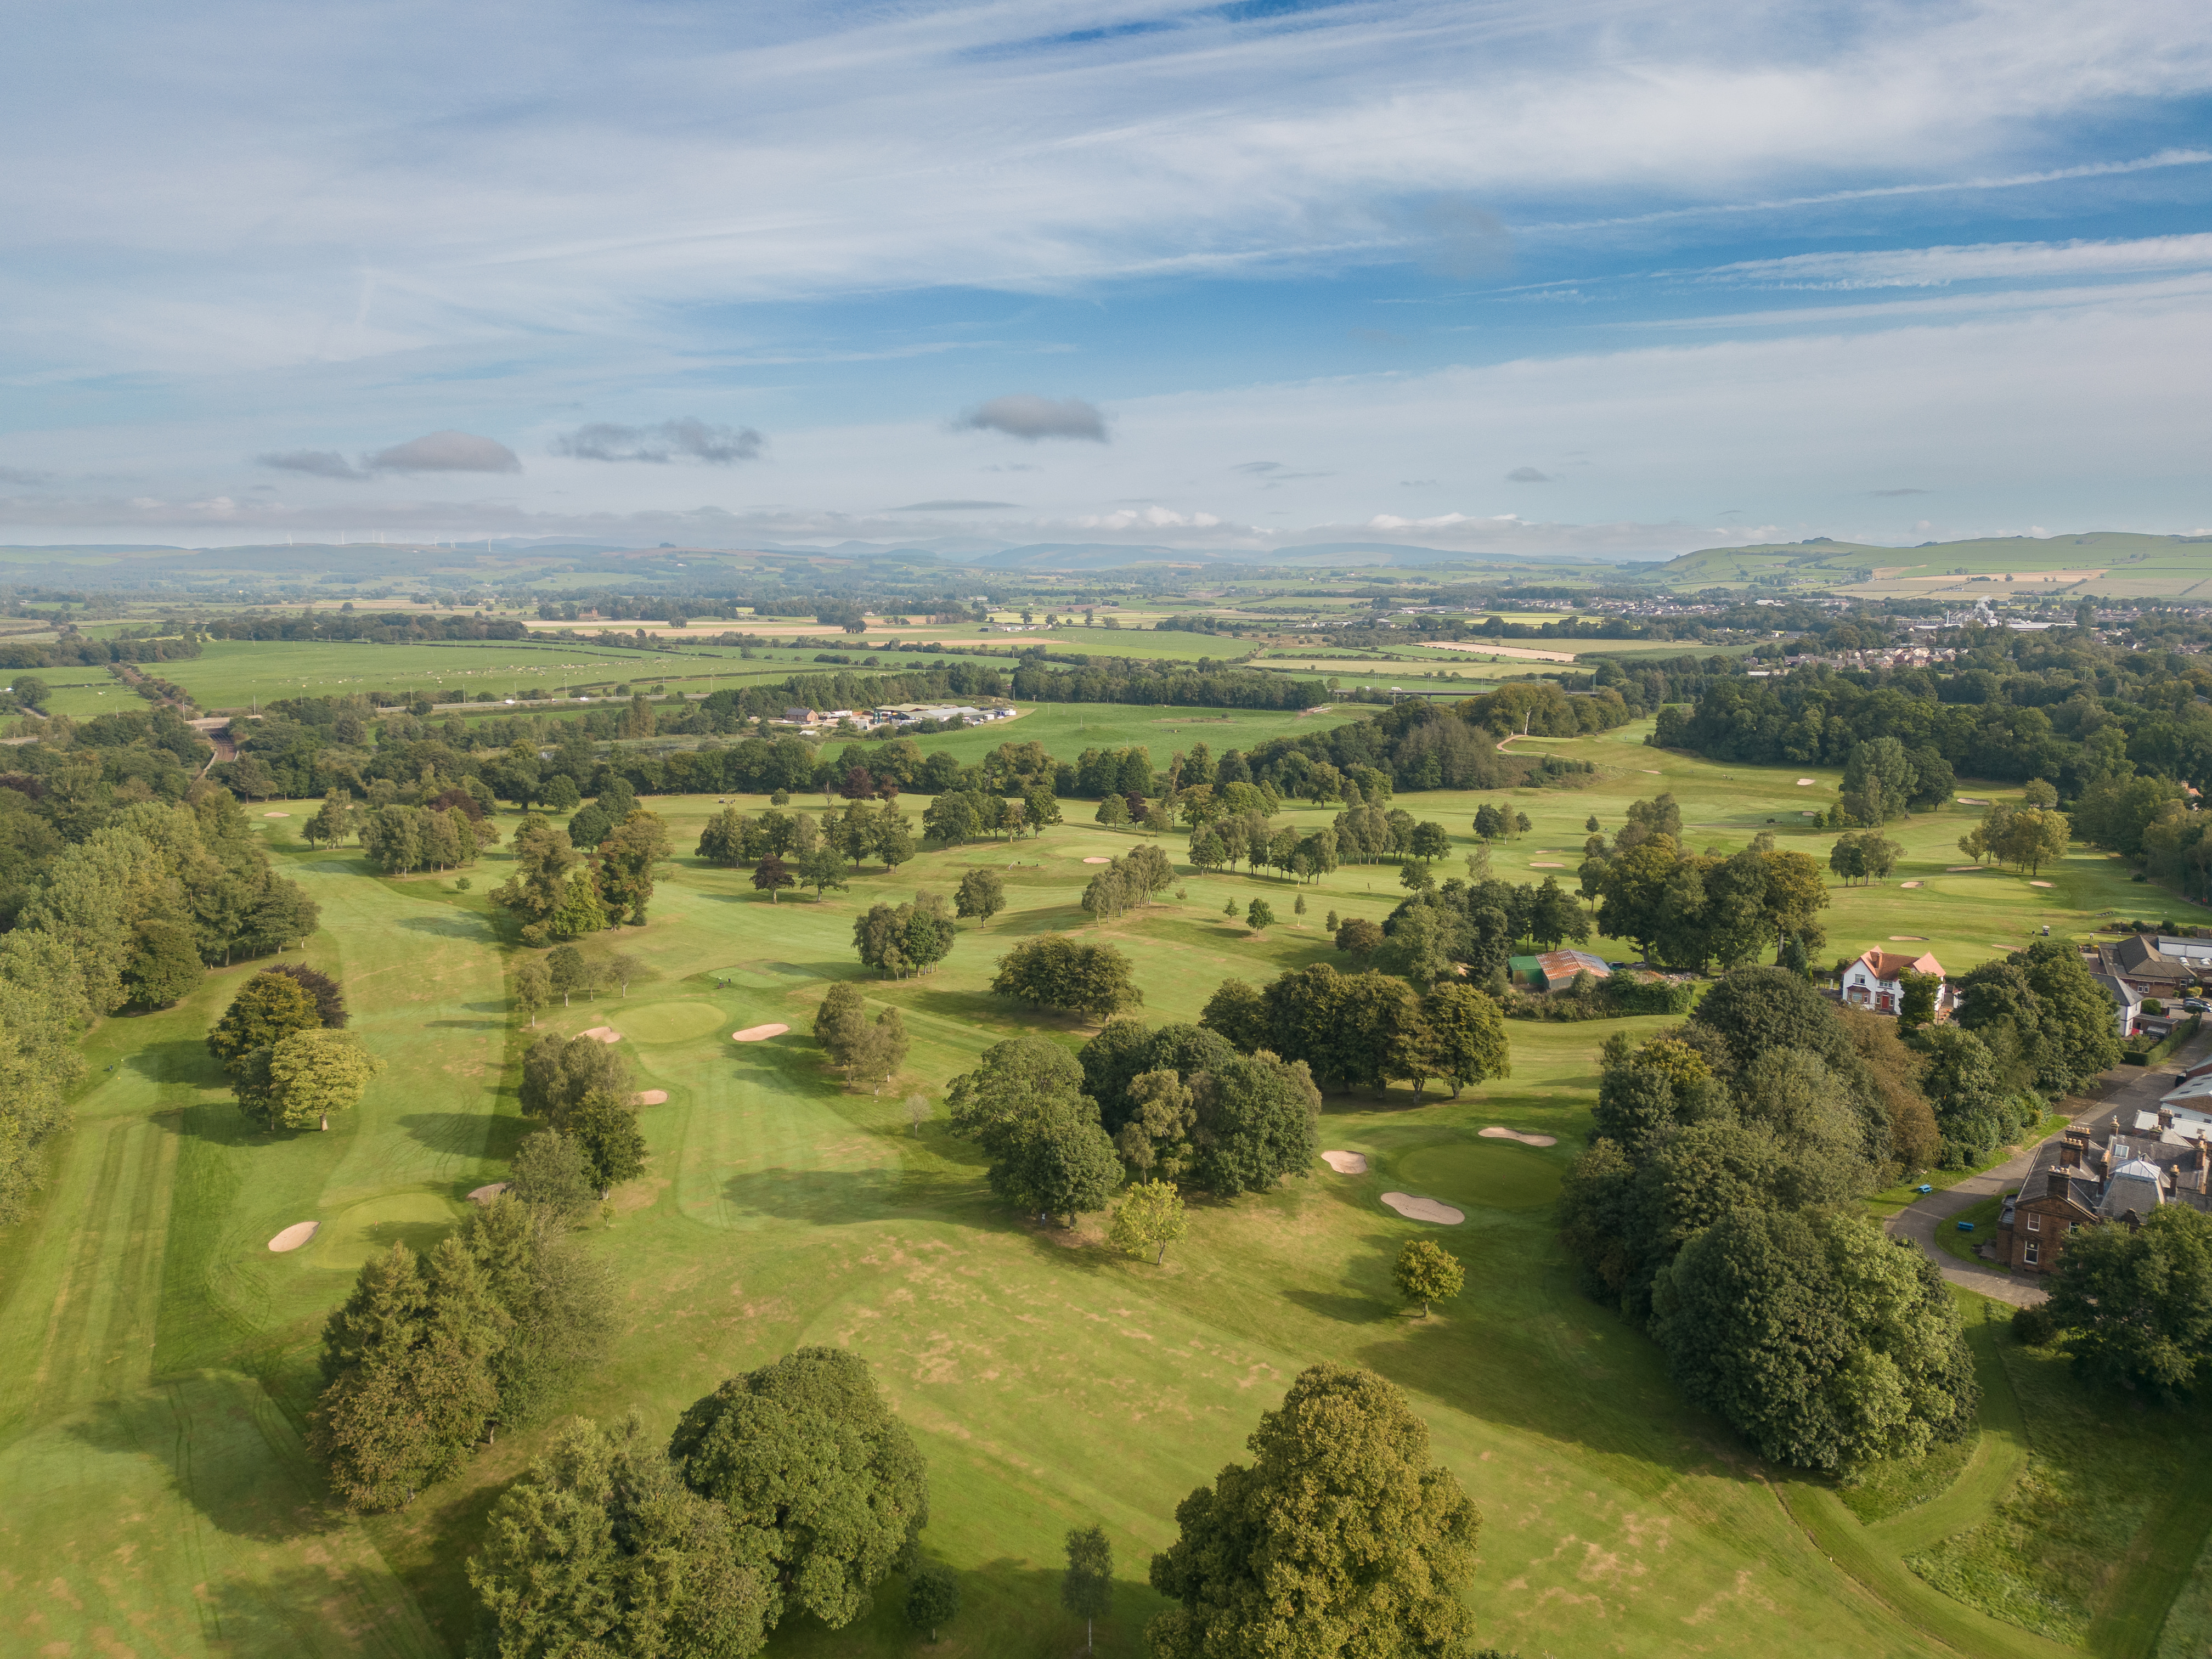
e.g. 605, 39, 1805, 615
955, 396, 1109, 443
366, 431, 522, 474
552, 418, 763, 464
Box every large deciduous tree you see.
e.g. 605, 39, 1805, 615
467, 1413, 772, 1659
262, 1028, 383, 1132
670, 1347, 930, 1632
310, 1237, 508, 1511
1651, 1207, 1977, 1471
1148, 1363, 1480, 1659
2045, 1205, 2212, 1397
519, 1030, 636, 1128
207, 969, 324, 1070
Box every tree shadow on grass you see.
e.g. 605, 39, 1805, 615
395, 913, 493, 938
63, 1371, 343, 1549
125, 1035, 226, 1088
200, 1558, 449, 1659
1281, 1288, 1390, 1324
422, 1017, 503, 1030
716, 1164, 998, 1229
398, 1110, 524, 1162
1343, 1234, 1740, 1482
990, 904, 1093, 937
764, 1556, 1170, 1659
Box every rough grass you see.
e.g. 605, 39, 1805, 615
4, 718, 2207, 1657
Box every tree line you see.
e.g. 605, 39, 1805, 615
1652, 630, 2212, 795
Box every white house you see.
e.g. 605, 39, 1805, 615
1841, 947, 1954, 1018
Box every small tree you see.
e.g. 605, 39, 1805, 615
956, 868, 1006, 922
1898, 968, 1940, 1030
906, 1565, 960, 1643
1109, 1179, 1188, 1266
853, 1008, 910, 1094
1393, 1239, 1465, 1318
547, 944, 588, 1006
814, 983, 869, 1069
905, 1092, 930, 1136
567, 1088, 648, 1197
1062, 1525, 1114, 1654
1246, 898, 1274, 933
752, 852, 795, 902
799, 845, 851, 901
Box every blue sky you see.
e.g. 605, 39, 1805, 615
4, 0, 2210, 556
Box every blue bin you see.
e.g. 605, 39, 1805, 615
1956, 1221, 1975, 1232
1917, 1184, 1934, 1194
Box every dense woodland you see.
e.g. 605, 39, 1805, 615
0, 708, 318, 1217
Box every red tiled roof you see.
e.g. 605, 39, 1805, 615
1857, 947, 1944, 982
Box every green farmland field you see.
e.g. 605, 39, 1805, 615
4, 721, 2209, 1657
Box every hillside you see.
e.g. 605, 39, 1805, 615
1648, 530, 2212, 599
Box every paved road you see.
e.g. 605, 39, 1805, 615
1885, 1028, 2212, 1307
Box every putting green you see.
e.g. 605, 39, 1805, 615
1396, 1139, 1562, 1212
313, 1191, 463, 1271
618, 1000, 729, 1042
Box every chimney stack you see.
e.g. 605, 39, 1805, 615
2046, 1167, 2070, 1200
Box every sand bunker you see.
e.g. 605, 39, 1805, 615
268, 1221, 319, 1252
2030, 879, 2053, 888
732, 1023, 789, 1042
1639, 769, 1662, 775
633, 1090, 668, 1105
1797, 777, 1816, 786
1899, 881, 1923, 889
1381, 1192, 1464, 1224
1082, 856, 1111, 865
263, 811, 291, 818
579, 1026, 622, 1043
1479, 1126, 1558, 1147
467, 1183, 510, 1204
1957, 797, 1990, 805
1321, 1149, 1369, 1174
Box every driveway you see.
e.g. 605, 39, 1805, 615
1885, 1028, 2212, 1307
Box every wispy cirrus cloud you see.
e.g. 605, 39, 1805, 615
1695, 232, 2212, 291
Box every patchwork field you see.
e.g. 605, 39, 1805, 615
2, 719, 2207, 1657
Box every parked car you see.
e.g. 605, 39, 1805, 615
2183, 998, 2210, 1013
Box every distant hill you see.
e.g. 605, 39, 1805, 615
1647, 530, 2212, 599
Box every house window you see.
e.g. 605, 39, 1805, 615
2024, 1243, 2040, 1264
2026, 1214, 2041, 1232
